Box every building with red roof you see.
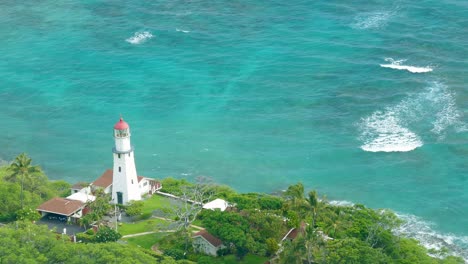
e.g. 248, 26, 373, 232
37, 197, 85, 222
192, 229, 225, 256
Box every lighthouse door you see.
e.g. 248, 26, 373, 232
117, 192, 123, 205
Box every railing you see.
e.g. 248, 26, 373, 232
112, 146, 134, 154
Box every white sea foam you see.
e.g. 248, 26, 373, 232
126, 31, 153, 44
328, 200, 355, 207
360, 111, 423, 152
359, 81, 465, 151
176, 28, 190, 33
352, 11, 393, 29
425, 82, 466, 137
380, 58, 433, 73
394, 213, 468, 262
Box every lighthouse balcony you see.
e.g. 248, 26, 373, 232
112, 146, 134, 154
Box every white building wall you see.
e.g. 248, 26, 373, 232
103, 185, 112, 194
115, 137, 131, 152
80, 186, 91, 195
112, 136, 141, 205
193, 237, 220, 256
139, 179, 151, 195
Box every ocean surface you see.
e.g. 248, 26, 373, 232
0, 0, 467, 259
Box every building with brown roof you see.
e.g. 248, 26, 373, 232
192, 229, 225, 256
282, 222, 307, 242
37, 197, 85, 222
90, 169, 162, 197
91, 169, 113, 193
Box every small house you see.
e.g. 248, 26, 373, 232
37, 197, 86, 223
192, 230, 225, 256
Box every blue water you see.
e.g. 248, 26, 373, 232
1, 0, 467, 258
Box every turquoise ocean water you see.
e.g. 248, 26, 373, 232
1, 0, 467, 259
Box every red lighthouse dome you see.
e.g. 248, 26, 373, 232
114, 117, 129, 130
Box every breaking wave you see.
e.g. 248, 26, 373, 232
352, 11, 394, 29
328, 200, 355, 207
395, 213, 468, 262
380, 58, 433, 73
359, 82, 465, 151
126, 31, 153, 45
360, 111, 423, 152
176, 28, 190, 33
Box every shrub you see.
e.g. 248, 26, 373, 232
137, 212, 152, 221
164, 248, 185, 260
126, 200, 144, 217
76, 232, 95, 243
95, 226, 122, 243
197, 256, 217, 264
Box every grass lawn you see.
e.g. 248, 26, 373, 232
222, 254, 268, 264
198, 254, 268, 264
119, 218, 169, 236
124, 232, 170, 249
192, 219, 204, 227
141, 194, 173, 215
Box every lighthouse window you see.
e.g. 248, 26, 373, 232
118, 167, 121, 172
128, 153, 131, 157
131, 179, 134, 184
118, 154, 121, 159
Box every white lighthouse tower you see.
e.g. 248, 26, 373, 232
111, 117, 141, 205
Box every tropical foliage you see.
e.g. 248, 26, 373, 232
0, 222, 159, 263
0, 153, 70, 221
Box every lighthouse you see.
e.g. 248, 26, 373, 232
111, 117, 141, 205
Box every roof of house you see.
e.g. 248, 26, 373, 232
71, 182, 89, 190
66, 192, 96, 203
203, 198, 229, 212
137, 176, 144, 183
282, 222, 307, 241
286, 228, 300, 240
92, 169, 113, 188
193, 230, 223, 247
37, 197, 84, 216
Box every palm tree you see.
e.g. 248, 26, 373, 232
7, 153, 41, 209
308, 191, 318, 228
279, 237, 306, 264
284, 183, 305, 205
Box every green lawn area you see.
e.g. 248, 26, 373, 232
198, 254, 268, 264
192, 219, 204, 227
123, 232, 170, 249
119, 218, 169, 236
141, 194, 173, 215
222, 254, 268, 264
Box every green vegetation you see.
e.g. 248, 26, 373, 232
79, 189, 112, 229
119, 218, 168, 236
0, 221, 157, 263
0, 153, 71, 222
124, 232, 170, 249
160, 177, 193, 196
125, 200, 144, 217
0, 155, 463, 263
141, 193, 173, 215
196, 254, 268, 264
95, 226, 122, 243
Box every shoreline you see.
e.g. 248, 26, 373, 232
1, 158, 466, 261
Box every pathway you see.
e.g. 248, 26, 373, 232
121, 216, 205, 238
122, 230, 175, 238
